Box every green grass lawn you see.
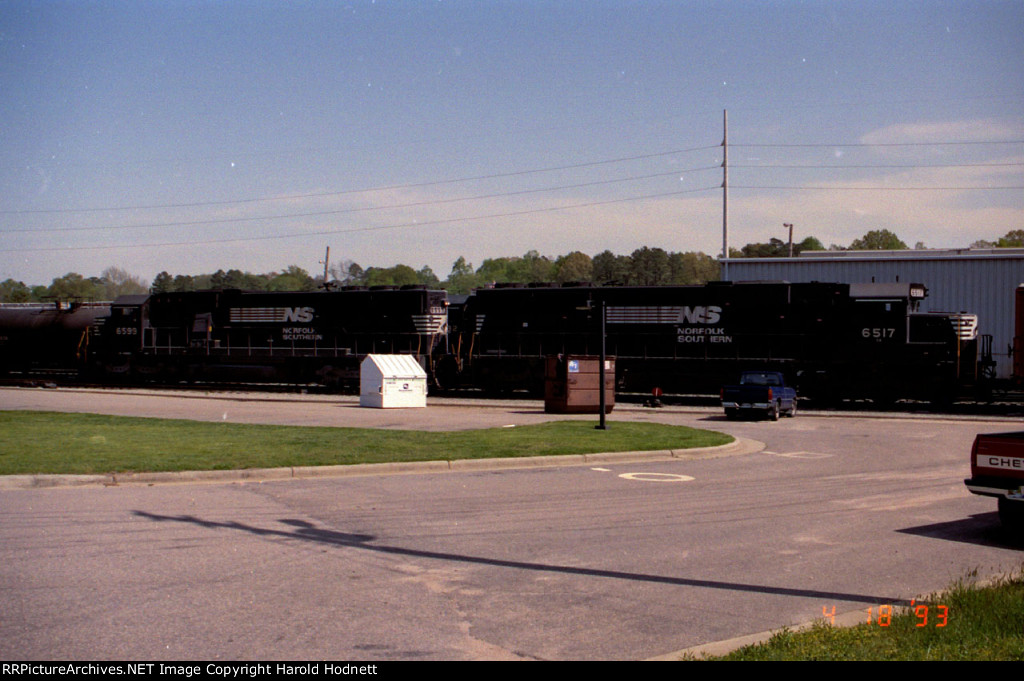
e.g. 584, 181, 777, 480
0, 410, 733, 475
702, 569, 1024, 661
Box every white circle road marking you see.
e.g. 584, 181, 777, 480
764, 451, 833, 459
618, 472, 695, 482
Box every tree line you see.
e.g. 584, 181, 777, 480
0, 248, 720, 301
0, 267, 149, 303
2, 229, 1021, 302
394, 248, 721, 294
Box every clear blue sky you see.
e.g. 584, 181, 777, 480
2, 0, 1022, 286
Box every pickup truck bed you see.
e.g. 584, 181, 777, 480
964, 431, 1024, 531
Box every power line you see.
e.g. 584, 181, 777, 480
731, 185, 1024, 191
0, 145, 721, 216
0, 186, 722, 253
0, 166, 720, 235
6, 132, 1023, 256
732, 140, 1024, 148
731, 161, 1024, 169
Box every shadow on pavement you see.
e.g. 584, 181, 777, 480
896, 512, 1024, 550
134, 509, 913, 606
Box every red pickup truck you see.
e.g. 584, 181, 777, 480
964, 432, 1024, 531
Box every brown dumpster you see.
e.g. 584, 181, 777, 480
544, 355, 615, 414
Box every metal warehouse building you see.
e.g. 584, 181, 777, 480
722, 248, 1024, 379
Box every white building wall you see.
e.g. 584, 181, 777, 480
723, 249, 1024, 379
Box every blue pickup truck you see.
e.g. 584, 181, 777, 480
720, 371, 798, 421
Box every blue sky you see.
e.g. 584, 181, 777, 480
2, 0, 1022, 286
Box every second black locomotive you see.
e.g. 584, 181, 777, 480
447, 280, 977, 402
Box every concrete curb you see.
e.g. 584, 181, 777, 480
0, 474, 113, 489
0, 437, 764, 489
449, 454, 585, 471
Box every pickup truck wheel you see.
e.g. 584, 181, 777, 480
787, 399, 798, 418
769, 402, 780, 421
998, 497, 1024, 531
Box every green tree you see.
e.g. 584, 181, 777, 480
359, 267, 390, 287
359, 264, 421, 287
629, 246, 671, 286
416, 265, 441, 288
224, 269, 267, 290
47, 273, 102, 300
849, 229, 908, 250
668, 252, 719, 284
472, 251, 554, 284
444, 256, 482, 294
172, 274, 195, 292
390, 265, 421, 287
512, 250, 554, 283
151, 271, 174, 294
592, 250, 631, 284
476, 257, 515, 284
996, 229, 1024, 247
267, 265, 315, 291
736, 235, 824, 258
346, 263, 364, 285
553, 251, 593, 283
798, 236, 825, 252
739, 238, 787, 258
0, 278, 32, 302
192, 273, 213, 290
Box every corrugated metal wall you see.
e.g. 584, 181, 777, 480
723, 251, 1024, 379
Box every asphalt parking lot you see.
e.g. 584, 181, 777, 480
2, 387, 1022, 660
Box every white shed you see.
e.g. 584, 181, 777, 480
359, 354, 428, 408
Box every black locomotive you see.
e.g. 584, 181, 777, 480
2, 286, 448, 390
0, 281, 981, 403
446, 281, 978, 402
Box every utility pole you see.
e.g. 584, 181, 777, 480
320, 246, 330, 288
722, 109, 729, 280
785, 223, 794, 257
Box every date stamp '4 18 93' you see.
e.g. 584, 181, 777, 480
822, 601, 949, 628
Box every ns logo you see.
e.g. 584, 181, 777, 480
283, 307, 315, 323
680, 306, 722, 324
